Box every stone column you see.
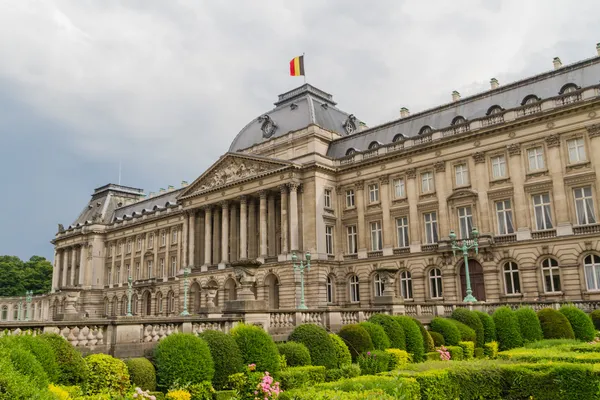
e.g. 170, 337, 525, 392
204, 207, 213, 267
289, 183, 300, 251
220, 201, 230, 267
52, 250, 60, 292
188, 211, 196, 267
472, 152, 491, 234
119, 246, 125, 286
267, 193, 276, 256
546, 134, 571, 235
354, 181, 367, 257
380, 176, 393, 255
78, 245, 86, 287
239, 196, 248, 259
182, 216, 189, 268
259, 191, 268, 257
406, 169, 421, 252
433, 162, 449, 237
70, 247, 77, 286
248, 198, 257, 258
279, 186, 289, 255
212, 208, 221, 262
507, 144, 530, 240
230, 202, 238, 263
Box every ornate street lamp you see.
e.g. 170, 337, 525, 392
126, 276, 133, 317
291, 251, 311, 310
25, 290, 32, 321
17, 297, 22, 321
180, 267, 191, 316
449, 227, 479, 303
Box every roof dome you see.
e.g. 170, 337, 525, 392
229, 84, 362, 152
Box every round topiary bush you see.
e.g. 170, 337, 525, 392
537, 308, 575, 340
0, 335, 60, 383
514, 307, 543, 343
84, 353, 130, 395
329, 333, 352, 368
590, 309, 600, 331
429, 331, 445, 347
394, 316, 425, 362
0, 348, 55, 399
492, 306, 523, 350
412, 318, 435, 353
200, 329, 244, 389
38, 333, 89, 386
430, 317, 461, 346
4, 345, 48, 389
154, 333, 214, 390
338, 324, 374, 361
125, 358, 156, 392
451, 308, 485, 348
277, 342, 312, 367
288, 324, 337, 369
368, 314, 406, 350
450, 320, 477, 342
473, 310, 497, 343
358, 322, 390, 350
559, 306, 595, 341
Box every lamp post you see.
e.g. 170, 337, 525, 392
17, 297, 22, 321
25, 290, 32, 321
180, 267, 191, 316
449, 227, 479, 303
126, 276, 133, 317
291, 251, 311, 310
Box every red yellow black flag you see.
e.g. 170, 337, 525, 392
289, 55, 305, 76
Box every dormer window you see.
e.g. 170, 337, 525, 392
393, 134, 405, 142
419, 125, 433, 135
345, 148, 357, 156
559, 83, 579, 94
487, 105, 503, 115
522, 95, 540, 105
451, 116, 466, 125
368, 141, 381, 150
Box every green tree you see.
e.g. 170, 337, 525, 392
0, 256, 52, 296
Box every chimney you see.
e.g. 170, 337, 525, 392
159, 188, 166, 194
490, 78, 499, 90
451, 90, 461, 102
168, 185, 175, 191
596, 43, 600, 56
181, 180, 189, 187
553, 57, 562, 69
400, 107, 410, 118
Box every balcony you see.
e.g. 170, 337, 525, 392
494, 234, 517, 244
531, 229, 557, 240
555, 93, 582, 106
344, 254, 358, 260
393, 247, 410, 255
367, 250, 383, 258
421, 243, 438, 252
573, 224, 600, 235
516, 104, 542, 117
481, 114, 505, 127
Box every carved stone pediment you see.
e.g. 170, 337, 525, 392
447, 189, 478, 203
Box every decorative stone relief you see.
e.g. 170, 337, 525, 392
258, 115, 277, 138
193, 158, 280, 192
587, 123, 600, 138
343, 114, 358, 134
434, 161, 446, 172
507, 143, 521, 156
406, 168, 417, 179
545, 134, 560, 147
472, 151, 486, 164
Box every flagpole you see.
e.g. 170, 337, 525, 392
303, 52, 306, 84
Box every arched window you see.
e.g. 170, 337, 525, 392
104, 298, 109, 316
452, 116, 466, 125
393, 134, 405, 142
224, 278, 237, 302
503, 262, 521, 294
487, 105, 503, 115
121, 295, 127, 316
349, 275, 360, 303
559, 83, 579, 94
522, 95, 540, 105
13, 305, 18, 321
429, 268, 443, 299
419, 125, 433, 135
156, 292, 163, 315
131, 294, 139, 315
584, 255, 600, 291
1, 306, 7, 321
346, 148, 357, 156
400, 271, 413, 299
190, 282, 201, 313
326, 275, 335, 303
373, 273, 385, 297
368, 141, 381, 150
111, 296, 118, 317
542, 258, 561, 293
265, 274, 280, 309
167, 291, 175, 314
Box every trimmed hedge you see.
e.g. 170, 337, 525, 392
0, 349, 55, 400
200, 329, 244, 389
492, 306, 523, 351
451, 308, 485, 348
339, 324, 374, 361
324, 363, 361, 382
278, 366, 326, 390
307, 375, 421, 400
458, 341, 475, 360
412, 318, 435, 353
474, 310, 496, 343
429, 331, 445, 346
125, 358, 156, 391
590, 309, 600, 330
474, 347, 485, 359
484, 341, 499, 359
559, 305, 596, 341
385, 349, 410, 369
84, 354, 130, 395
430, 317, 461, 346
394, 316, 425, 362
449, 320, 477, 342
289, 324, 337, 369
39, 333, 89, 386
357, 350, 392, 375
358, 322, 390, 350
5, 345, 48, 389
537, 308, 575, 340
367, 314, 406, 350
154, 333, 215, 390
277, 342, 312, 367
0, 335, 60, 384
514, 307, 543, 343
445, 345, 464, 361
329, 334, 352, 368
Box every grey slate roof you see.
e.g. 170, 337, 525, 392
229, 84, 362, 152
70, 184, 145, 227
327, 56, 600, 158
112, 188, 182, 221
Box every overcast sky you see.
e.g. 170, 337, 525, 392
1, 0, 599, 260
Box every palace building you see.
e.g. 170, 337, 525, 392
13, 46, 600, 324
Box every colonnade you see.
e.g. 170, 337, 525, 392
53, 246, 83, 290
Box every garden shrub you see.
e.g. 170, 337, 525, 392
125, 358, 156, 391
448, 363, 504, 400
474, 347, 484, 359
324, 363, 361, 382
0, 350, 55, 400
5, 345, 48, 388
559, 305, 596, 341
429, 331, 445, 346
231, 324, 280, 374
367, 314, 406, 350
83, 353, 130, 395
537, 308, 575, 340
458, 341, 474, 360
338, 324, 374, 361
484, 341, 499, 359
514, 307, 543, 343
39, 333, 89, 386
154, 333, 214, 390
449, 319, 477, 342
430, 317, 461, 346
0, 335, 60, 383
473, 310, 496, 343
451, 308, 485, 348
199, 329, 244, 389
277, 342, 312, 367
393, 316, 425, 362
358, 321, 390, 350
278, 366, 326, 390
312, 375, 421, 400
166, 389, 192, 400
185, 381, 216, 400
214, 390, 235, 400
445, 345, 464, 361
280, 388, 397, 400
385, 348, 410, 369
412, 318, 435, 352
329, 334, 352, 368
590, 309, 600, 330
413, 369, 459, 399
357, 350, 393, 375
425, 351, 441, 361
492, 306, 523, 350
288, 324, 337, 369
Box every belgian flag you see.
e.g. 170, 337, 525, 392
289, 55, 305, 77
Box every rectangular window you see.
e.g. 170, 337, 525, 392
424, 212, 438, 244
172, 229, 178, 244
527, 146, 545, 171
137, 237, 142, 250
533, 193, 553, 230
421, 172, 434, 193
345, 189, 355, 208
368, 183, 379, 203
455, 163, 469, 186
147, 260, 153, 279
126, 264, 131, 280
324, 189, 332, 208
393, 178, 405, 198
159, 258, 165, 278
161, 231, 166, 246
118, 243, 123, 255
574, 186, 596, 225
496, 200, 515, 235
116, 267, 121, 284
148, 234, 154, 249
127, 241, 132, 254
325, 225, 334, 255
395, 217, 409, 248
370, 221, 383, 251
567, 138, 586, 163
458, 206, 473, 239
491, 155, 506, 179
109, 245, 113, 256
135, 262, 140, 280
346, 225, 357, 254
171, 256, 177, 276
